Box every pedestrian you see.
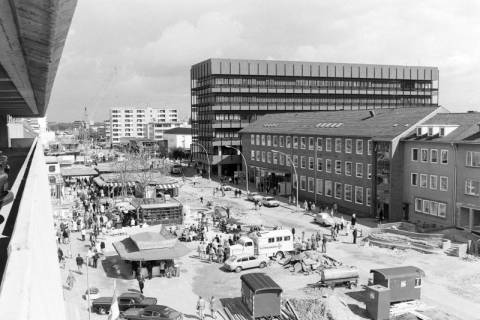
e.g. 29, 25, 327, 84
76, 253, 84, 273
137, 272, 145, 293
92, 251, 99, 268
301, 231, 305, 242
304, 200, 308, 211
210, 296, 218, 319
57, 247, 64, 263
81, 228, 86, 241
66, 270, 75, 290
200, 196, 204, 204
351, 213, 357, 227
330, 226, 336, 241
291, 227, 296, 240
197, 296, 206, 320
322, 236, 327, 253
333, 202, 338, 214
311, 202, 316, 212
100, 241, 106, 254
353, 227, 358, 244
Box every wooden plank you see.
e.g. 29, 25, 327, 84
285, 301, 300, 320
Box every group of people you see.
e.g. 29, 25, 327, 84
196, 296, 218, 320
197, 234, 237, 264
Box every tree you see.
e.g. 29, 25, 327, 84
170, 147, 187, 160
131, 152, 157, 198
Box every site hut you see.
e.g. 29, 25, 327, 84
401, 112, 480, 233
365, 266, 425, 320
240, 107, 446, 221
240, 273, 283, 319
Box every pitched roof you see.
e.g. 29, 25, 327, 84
240, 107, 439, 139
163, 127, 192, 135
402, 112, 480, 143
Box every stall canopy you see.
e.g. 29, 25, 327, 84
113, 231, 190, 261
61, 166, 98, 177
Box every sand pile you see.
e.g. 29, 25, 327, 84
288, 294, 360, 320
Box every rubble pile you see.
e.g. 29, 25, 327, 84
288, 294, 360, 320
279, 251, 343, 274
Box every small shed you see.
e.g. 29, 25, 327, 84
240, 273, 282, 319
370, 266, 425, 303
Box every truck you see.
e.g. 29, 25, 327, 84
229, 229, 295, 259
318, 266, 359, 289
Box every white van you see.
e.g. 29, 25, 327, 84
230, 229, 294, 259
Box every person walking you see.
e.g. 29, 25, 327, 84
321, 236, 327, 253
76, 254, 84, 274
137, 272, 145, 293
92, 251, 99, 268
353, 227, 358, 244
210, 296, 218, 319
197, 296, 206, 320
66, 270, 76, 290
351, 213, 357, 227
57, 247, 64, 263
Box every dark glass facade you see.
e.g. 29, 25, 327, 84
191, 58, 439, 176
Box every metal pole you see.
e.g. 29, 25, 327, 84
226, 146, 249, 194
272, 150, 299, 210
192, 142, 211, 180
86, 256, 91, 320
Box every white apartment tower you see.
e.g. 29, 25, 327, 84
109, 107, 179, 144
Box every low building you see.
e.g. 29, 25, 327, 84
164, 127, 192, 151
240, 107, 444, 220
402, 112, 480, 232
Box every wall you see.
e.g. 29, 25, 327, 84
455, 144, 480, 228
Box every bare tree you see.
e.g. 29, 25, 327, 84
130, 151, 157, 198
113, 154, 135, 198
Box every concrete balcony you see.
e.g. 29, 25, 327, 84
212, 139, 241, 147
212, 154, 241, 165
212, 120, 244, 129
0, 139, 66, 320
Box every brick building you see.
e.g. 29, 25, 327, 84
240, 107, 443, 220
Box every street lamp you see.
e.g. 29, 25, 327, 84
271, 150, 299, 210
225, 145, 249, 194
191, 142, 211, 180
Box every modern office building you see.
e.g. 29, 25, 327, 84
402, 113, 480, 233
0, 1, 77, 319
109, 107, 179, 144
191, 58, 439, 177
239, 107, 443, 220
164, 127, 193, 151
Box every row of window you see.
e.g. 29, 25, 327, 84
414, 197, 447, 218
250, 134, 372, 155
410, 173, 448, 191
411, 148, 448, 164
465, 179, 480, 196
296, 177, 371, 206
466, 151, 480, 167
250, 150, 372, 178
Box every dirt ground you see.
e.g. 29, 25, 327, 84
56, 176, 480, 320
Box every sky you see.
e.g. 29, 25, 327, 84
47, 0, 480, 122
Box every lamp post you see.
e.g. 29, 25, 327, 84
272, 150, 299, 210
191, 142, 211, 180
225, 145, 249, 194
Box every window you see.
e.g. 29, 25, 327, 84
293, 136, 298, 148
261, 151, 266, 162
441, 150, 448, 164
421, 149, 428, 162
355, 186, 364, 204
48, 165, 56, 172
317, 158, 323, 171
273, 135, 278, 147
300, 137, 306, 149
366, 188, 371, 206
308, 137, 314, 150
317, 138, 323, 151
49, 176, 56, 184
261, 135, 265, 146
300, 176, 306, 190
420, 174, 428, 188
273, 152, 278, 165
334, 182, 342, 199
279, 154, 285, 165
293, 155, 298, 167
300, 156, 306, 169
466, 151, 480, 167
412, 148, 419, 161
465, 179, 480, 196
428, 127, 433, 136
251, 134, 255, 145
316, 179, 323, 194
250, 150, 255, 160
283, 236, 291, 241
326, 138, 332, 151
438, 203, 447, 218
367, 164, 372, 179
325, 180, 333, 197
356, 163, 363, 178
430, 149, 438, 163
308, 178, 315, 193
256, 134, 260, 145
256, 151, 261, 161
268, 238, 275, 243
430, 175, 438, 189
308, 157, 314, 170
267, 135, 271, 146
344, 184, 353, 202
415, 198, 423, 212
400, 280, 407, 288
286, 136, 291, 148
415, 278, 422, 288
335, 138, 342, 153
267, 152, 272, 163
356, 139, 363, 155
345, 162, 352, 176
326, 159, 332, 173
279, 136, 284, 147
368, 140, 372, 155
440, 176, 448, 191
411, 173, 418, 186
335, 160, 342, 174
345, 139, 352, 153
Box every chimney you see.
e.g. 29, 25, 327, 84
369, 110, 375, 118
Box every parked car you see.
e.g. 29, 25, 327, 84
91, 292, 157, 315
121, 305, 183, 320
314, 212, 335, 226
224, 255, 270, 273
247, 192, 263, 202
221, 184, 232, 191
261, 196, 280, 207
170, 164, 183, 174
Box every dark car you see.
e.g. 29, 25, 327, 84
91, 292, 157, 314
121, 305, 183, 320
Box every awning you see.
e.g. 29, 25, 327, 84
156, 183, 178, 190
113, 237, 191, 261
93, 177, 105, 187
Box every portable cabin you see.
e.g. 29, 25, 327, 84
240, 273, 282, 319
370, 266, 425, 303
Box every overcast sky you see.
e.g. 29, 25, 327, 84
47, 0, 480, 122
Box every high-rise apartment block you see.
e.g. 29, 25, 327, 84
109, 107, 180, 144
191, 58, 439, 177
